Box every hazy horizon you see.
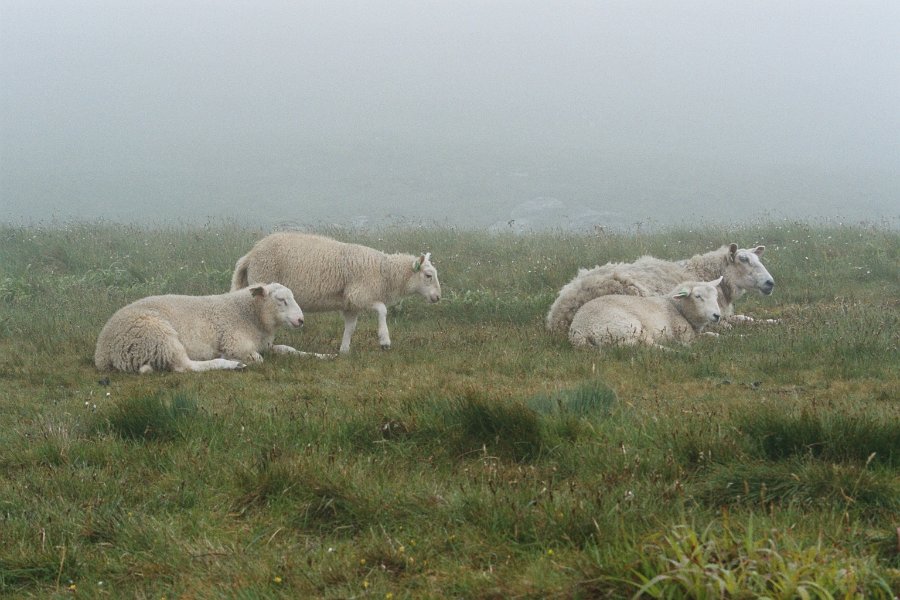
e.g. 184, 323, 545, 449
2, 1, 898, 230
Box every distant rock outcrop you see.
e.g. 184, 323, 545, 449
489, 197, 624, 233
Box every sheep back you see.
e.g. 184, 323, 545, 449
568, 295, 691, 348
233, 233, 410, 312
547, 256, 689, 333
94, 288, 289, 373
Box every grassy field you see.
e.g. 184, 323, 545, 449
0, 220, 898, 599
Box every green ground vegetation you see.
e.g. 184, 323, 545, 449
1, 221, 898, 598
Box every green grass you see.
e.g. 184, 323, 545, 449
0, 220, 898, 598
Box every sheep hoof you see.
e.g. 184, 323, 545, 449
381, 344, 391, 350
236, 362, 247, 370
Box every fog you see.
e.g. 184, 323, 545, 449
2, 1, 898, 230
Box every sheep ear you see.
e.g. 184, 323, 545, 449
673, 288, 690, 298
753, 245, 765, 256
728, 243, 738, 260
423, 252, 432, 265
250, 285, 267, 298
709, 276, 723, 287
413, 256, 423, 272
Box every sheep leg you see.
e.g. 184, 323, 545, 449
271, 344, 300, 354
340, 311, 359, 354
272, 344, 337, 359
169, 345, 246, 372
729, 314, 755, 323
139, 331, 245, 373
372, 302, 391, 349
729, 314, 780, 325
181, 358, 247, 372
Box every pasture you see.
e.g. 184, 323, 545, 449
0, 221, 898, 598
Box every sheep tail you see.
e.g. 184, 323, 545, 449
230, 253, 251, 291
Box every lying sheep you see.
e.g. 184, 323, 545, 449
569, 277, 723, 349
547, 244, 774, 334
95, 283, 305, 374
231, 232, 441, 353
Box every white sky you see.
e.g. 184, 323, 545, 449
2, 1, 898, 226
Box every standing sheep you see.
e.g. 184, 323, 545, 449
569, 277, 723, 349
95, 283, 305, 374
231, 232, 441, 353
547, 244, 774, 334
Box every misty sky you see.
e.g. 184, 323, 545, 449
2, 1, 898, 229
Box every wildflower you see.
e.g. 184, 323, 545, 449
360, 558, 366, 565
547, 549, 554, 556
386, 594, 394, 599
273, 576, 282, 584
363, 580, 369, 589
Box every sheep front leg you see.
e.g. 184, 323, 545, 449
271, 344, 300, 354
340, 311, 359, 354
373, 302, 391, 350
273, 344, 337, 359
186, 358, 247, 371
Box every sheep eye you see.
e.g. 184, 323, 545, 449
739, 255, 749, 263
424, 273, 432, 280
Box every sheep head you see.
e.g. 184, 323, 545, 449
252, 283, 304, 328
726, 243, 775, 296
410, 253, 441, 303
672, 278, 722, 331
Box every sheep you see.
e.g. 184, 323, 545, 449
230, 232, 441, 354
547, 244, 774, 334
568, 277, 723, 349
95, 283, 306, 374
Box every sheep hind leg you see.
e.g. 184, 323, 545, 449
340, 311, 359, 354
166, 339, 245, 372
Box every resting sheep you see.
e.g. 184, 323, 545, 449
569, 277, 723, 349
95, 283, 305, 374
231, 232, 441, 353
547, 244, 774, 334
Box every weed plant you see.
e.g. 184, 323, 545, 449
0, 220, 897, 598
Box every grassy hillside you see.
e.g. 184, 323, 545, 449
1, 221, 898, 598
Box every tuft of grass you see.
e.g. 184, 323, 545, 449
739, 409, 900, 466
621, 520, 896, 599
419, 392, 546, 462
526, 379, 617, 418
90, 392, 199, 442
696, 459, 900, 516
0, 557, 66, 591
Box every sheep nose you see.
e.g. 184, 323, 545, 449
762, 279, 775, 294
712, 313, 721, 322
